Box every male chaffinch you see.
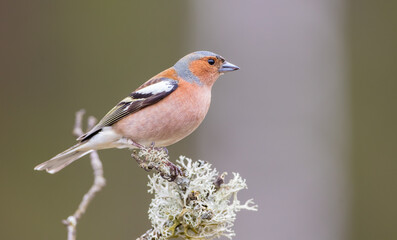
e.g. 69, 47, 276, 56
35, 51, 239, 174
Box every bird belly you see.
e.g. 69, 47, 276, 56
113, 84, 211, 148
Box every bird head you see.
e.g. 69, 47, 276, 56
173, 51, 239, 87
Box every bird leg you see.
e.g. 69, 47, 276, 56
127, 138, 145, 149
127, 139, 168, 154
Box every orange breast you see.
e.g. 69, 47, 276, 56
113, 79, 212, 147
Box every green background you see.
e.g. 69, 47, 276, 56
350, 1, 397, 239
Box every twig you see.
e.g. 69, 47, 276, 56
62, 109, 106, 240
72, 110, 86, 137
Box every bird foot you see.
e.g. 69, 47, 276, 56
131, 142, 181, 182
150, 142, 169, 154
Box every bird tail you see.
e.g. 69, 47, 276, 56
34, 143, 93, 174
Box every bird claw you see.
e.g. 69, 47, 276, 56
160, 147, 169, 154
149, 142, 169, 154
131, 141, 180, 181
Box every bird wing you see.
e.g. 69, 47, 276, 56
77, 77, 178, 142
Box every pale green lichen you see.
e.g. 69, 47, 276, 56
143, 156, 257, 240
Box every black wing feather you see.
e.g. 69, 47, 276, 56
77, 78, 178, 141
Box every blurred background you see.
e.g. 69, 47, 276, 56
1, 0, 396, 239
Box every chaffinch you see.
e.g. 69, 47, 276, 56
35, 51, 239, 174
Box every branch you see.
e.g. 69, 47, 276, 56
62, 110, 106, 240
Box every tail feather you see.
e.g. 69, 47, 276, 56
34, 143, 92, 174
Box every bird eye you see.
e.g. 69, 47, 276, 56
208, 59, 215, 65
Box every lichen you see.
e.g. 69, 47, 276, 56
143, 156, 257, 240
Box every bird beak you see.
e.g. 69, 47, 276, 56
219, 61, 240, 73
